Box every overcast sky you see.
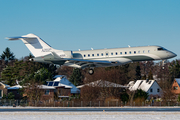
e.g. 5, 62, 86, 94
0, 0, 180, 61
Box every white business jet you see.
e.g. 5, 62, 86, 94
7, 33, 177, 75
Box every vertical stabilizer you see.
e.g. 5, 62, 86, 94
7, 33, 52, 57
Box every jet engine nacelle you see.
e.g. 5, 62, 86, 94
64, 51, 73, 58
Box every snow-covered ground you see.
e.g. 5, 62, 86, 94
0, 112, 180, 120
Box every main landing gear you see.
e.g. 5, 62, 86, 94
88, 68, 94, 75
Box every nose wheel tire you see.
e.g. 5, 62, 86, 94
88, 69, 94, 75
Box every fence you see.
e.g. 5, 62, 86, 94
0, 99, 180, 107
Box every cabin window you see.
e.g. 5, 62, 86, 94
106, 53, 108, 56
143, 50, 145, 53
150, 88, 153, 92
45, 90, 50, 95
129, 51, 131, 54
92, 54, 94, 57
97, 53, 99, 56
116, 52, 118, 55
134, 51, 136, 54
88, 54, 90, 57
148, 50, 150, 53
138, 51, 140, 53
157, 88, 160, 92
120, 52, 122, 55
125, 52, 127, 54
84, 55, 86, 57
111, 53, 113, 55
101, 53, 103, 56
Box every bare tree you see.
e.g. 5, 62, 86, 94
80, 86, 100, 101
56, 66, 73, 78
23, 80, 44, 102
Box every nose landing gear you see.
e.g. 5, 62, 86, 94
162, 59, 167, 69
88, 68, 94, 75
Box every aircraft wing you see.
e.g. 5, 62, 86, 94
62, 56, 133, 69
50, 52, 111, 64
35, 51, 130, 69
62, 58, 123, 69
50, 52, 113, 68
63, 58, 111, 64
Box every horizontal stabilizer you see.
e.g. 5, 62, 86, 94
6, 36, 36, 40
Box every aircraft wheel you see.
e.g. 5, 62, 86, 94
88, 69, 94, 75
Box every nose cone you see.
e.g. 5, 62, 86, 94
173, 53, 177, 57
169, 52, 177, 59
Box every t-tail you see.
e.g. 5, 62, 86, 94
6, 33, 73, 63
7, 33, 53, 57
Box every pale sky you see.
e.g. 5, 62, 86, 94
0, 0, 180, 60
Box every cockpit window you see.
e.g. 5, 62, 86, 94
157, 47, 166, 51
158, 48, 163, 50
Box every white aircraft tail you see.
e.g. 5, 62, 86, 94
7, 33, 52, 57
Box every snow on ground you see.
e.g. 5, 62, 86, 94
0, 112, 180, 120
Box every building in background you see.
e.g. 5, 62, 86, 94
0, 82, 9, 99
77, 80, 127, 89
46, 75, 80, 99
171, 78, 180, 95
8, 84, 22, 100
127, 80, 162, 99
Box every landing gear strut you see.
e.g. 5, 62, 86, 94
162, 59, 167, 69
88, 68, 94, 75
